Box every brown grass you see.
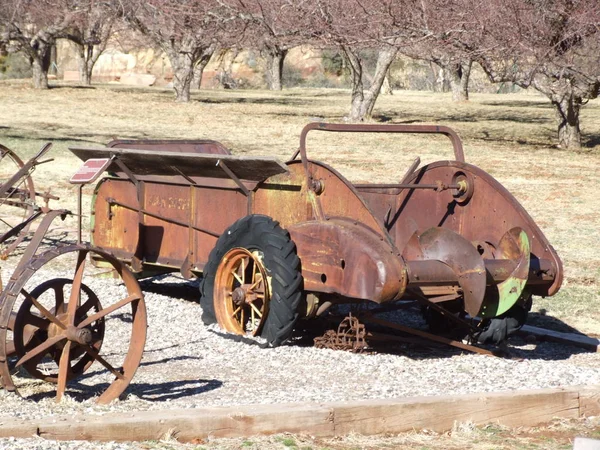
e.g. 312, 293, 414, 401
1, 80, 599, 334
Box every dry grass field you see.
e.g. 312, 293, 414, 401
1, 79, 599, 337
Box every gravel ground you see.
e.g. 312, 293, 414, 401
0, 255, 599, 448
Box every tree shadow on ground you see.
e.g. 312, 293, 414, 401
48, 85, 96, 90
195, 96, 308, 106
584, 134, 600, 148
479, 100, 551, 109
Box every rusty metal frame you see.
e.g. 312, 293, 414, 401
297, 122, 465, 165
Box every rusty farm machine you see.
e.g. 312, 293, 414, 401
0, 123, 562, 403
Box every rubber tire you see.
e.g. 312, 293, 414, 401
200, 215, 303, 347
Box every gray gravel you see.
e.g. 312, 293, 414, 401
0, 263, 599, 448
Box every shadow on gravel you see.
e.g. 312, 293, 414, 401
290, 306, 597, 362
127, 378, 223, 401
27, 378, 222, 403
139, 275, 201, 303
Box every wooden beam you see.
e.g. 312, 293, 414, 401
333, 388, 580, 435
0, 386, 598, 443
521, 325, 600, 352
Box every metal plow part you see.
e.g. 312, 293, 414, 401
481, 227, 531, 318
405, 227, 487, 317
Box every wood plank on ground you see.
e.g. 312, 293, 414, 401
521, 325, 600, 352
579, 387, 600, 417
0, 386, 598, 443
333, 388, 580, 435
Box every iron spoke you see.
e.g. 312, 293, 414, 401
77, 294, 140, 329
23, 312, 49, 330
67, 250, 88, 323
232, 271, 243, 285
21, 288, 65, 330
56, 341, 72, 402
250, 302, 263, 318
77, 296, 97, 317
16, 334, 66, 368
82, 346, 124, 380
53, 284, 65, 310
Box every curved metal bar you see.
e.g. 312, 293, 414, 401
298, 123, 466, 167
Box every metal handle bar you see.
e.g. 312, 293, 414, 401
298, 122, 465, 164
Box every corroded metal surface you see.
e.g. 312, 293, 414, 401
0, 144, 39, 258
0, 243, 146, 404
70, 124, 562, 352
314, 315, 367, 352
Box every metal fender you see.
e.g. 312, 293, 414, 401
288, 219, 407, 302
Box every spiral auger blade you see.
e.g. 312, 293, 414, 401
403, 225, 532, 321
482, 227, 531, 318
405, 227, 487, 316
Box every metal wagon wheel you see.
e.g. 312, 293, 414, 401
0, 144, 36, 257
12, 278, 105, 383
0, 244, 146, 404
201, 215, 303, 347
214, 247, 271, 336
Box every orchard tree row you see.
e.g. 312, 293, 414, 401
1, 0, 599, 150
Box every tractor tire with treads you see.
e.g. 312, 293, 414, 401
200, 215, 303, 347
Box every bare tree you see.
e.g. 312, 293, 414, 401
224, 0, 309, 90
438, 0, 600, 149
342, 46, 398, 120
0, 0, 81, 89
121, 0, 228, 102
300, 0, 407, 121
66, 3, 117, 85
191, 44, 215, 89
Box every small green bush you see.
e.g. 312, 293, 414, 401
0, 52, 32, 80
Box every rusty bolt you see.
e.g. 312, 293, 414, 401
310, 179, 324, 195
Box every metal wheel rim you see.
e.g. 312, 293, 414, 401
0, 244, 146, 404
214, 247, 270, 336
12, 278, 105, 383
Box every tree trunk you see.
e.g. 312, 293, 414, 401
76, 44, 94, 85
31, 46, 51, 89
345, 47, 398, 121
265, 47, 288, 91
382, 72, 393, 95
166, 49, 195, 102
552, 94, 582, 149
450, 60, 472, 102
192, 49, 213, 90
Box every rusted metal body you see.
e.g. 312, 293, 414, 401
0, 123, 564, 403
72, 125, 561, 317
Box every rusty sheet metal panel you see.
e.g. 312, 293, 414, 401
108, 139, 232, 155
192, 186, 247, 270
91, 179, 139, 260
142, 182, 191, 267
254, 161, 386, 239
70, 147, 288, 181
253, 163, 314, 229
288, 219, 407, 303
363, 161, 562, 297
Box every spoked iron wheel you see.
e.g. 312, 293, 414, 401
0, 144, 36, 258
0, 244, 146, 404
214, 248, 270, 336
12, 278, 105, 383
